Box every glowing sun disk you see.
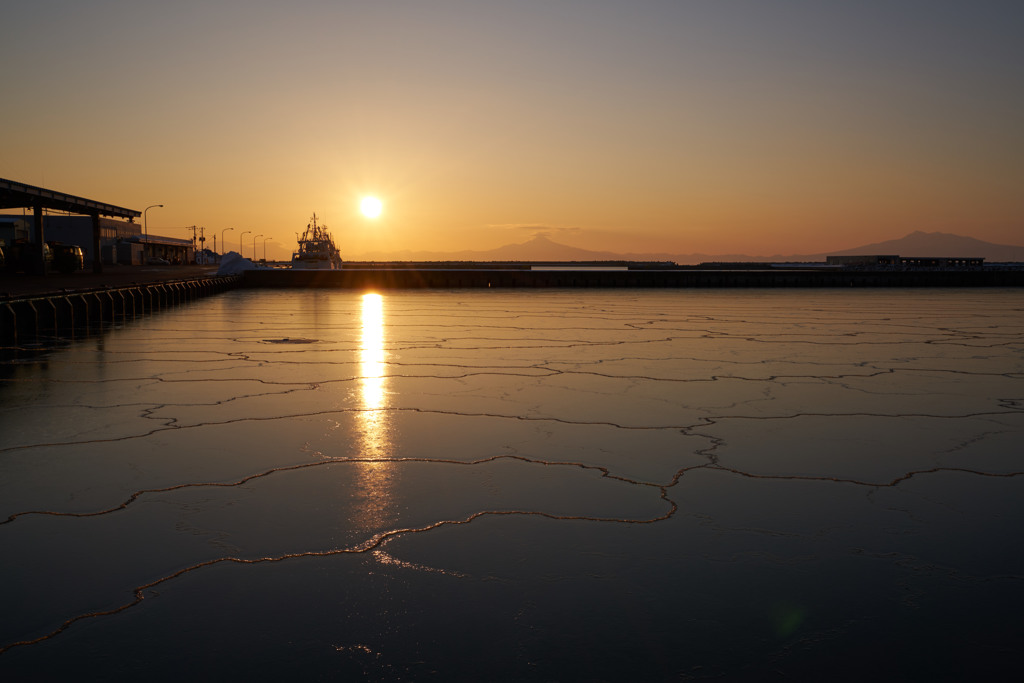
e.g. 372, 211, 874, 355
360, 196, 383, 219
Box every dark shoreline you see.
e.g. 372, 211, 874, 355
2, 261, 1022, 374
243, 266, 1024, 290
3, 263, 1022, 301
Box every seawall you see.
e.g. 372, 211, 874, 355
4, 265, 1020, 344
242, 267, 1024, 290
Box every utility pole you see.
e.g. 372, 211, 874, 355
184, 225, 199, 264
198, 227, 206, 264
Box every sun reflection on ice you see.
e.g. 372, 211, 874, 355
360, 293, 387, 412
354, 293, 397, 528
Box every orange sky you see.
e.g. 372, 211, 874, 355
3, 1, 1022, 260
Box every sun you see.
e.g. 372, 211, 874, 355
360, 196, 383, 219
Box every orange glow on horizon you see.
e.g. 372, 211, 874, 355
2, 3, 1021, 260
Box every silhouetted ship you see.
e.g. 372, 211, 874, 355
291, 214, 342, 269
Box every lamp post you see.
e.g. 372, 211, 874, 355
220, 227, 234, 261
240, 231, 251, 259
143, 204, 163, 262
262, 237, 270, 262
253, 234, 263, 263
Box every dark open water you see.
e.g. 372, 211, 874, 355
1, 288, 1022, 681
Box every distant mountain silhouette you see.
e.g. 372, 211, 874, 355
360, 234, 635, 262
469, 234, 623, 261
360, 234, 756, 263
821, 231, 1024, 262
357, 231, 1024, 264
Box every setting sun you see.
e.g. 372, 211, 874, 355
360, 196, 383, 219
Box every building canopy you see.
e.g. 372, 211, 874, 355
0, 177, 140, 220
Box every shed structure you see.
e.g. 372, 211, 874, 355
0, 177, 141, 273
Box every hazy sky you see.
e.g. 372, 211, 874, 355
4, 0, 1022, 259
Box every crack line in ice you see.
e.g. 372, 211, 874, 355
686, 409, 1024, 429
2, 405, 1020, 455
0, 501, 678, 657
673, 465, 1024, 489
0, 408, 698, 454
0, 454, 664, 526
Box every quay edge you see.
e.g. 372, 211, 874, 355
0, 274, 242, 345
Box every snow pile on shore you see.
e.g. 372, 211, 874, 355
216, 252, 260, 276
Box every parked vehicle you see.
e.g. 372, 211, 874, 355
6, 240, 53, 272
49, 243, 85, 273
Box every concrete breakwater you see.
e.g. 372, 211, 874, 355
3, 265, 1020, 343
242, 266, 1024, 290
0, 275, 241, 344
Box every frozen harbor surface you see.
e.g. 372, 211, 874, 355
1, 288, 1022, 680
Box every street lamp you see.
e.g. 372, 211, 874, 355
143, 204, 163, 261
220, 227, 234, 260
253, 234, 263, 262
262, 237, 270, 262
240, 231, 251, 259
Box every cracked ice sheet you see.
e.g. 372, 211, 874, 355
1, 288, 1023, 680
0, 411, 702, 518
0, 456, 667, 644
